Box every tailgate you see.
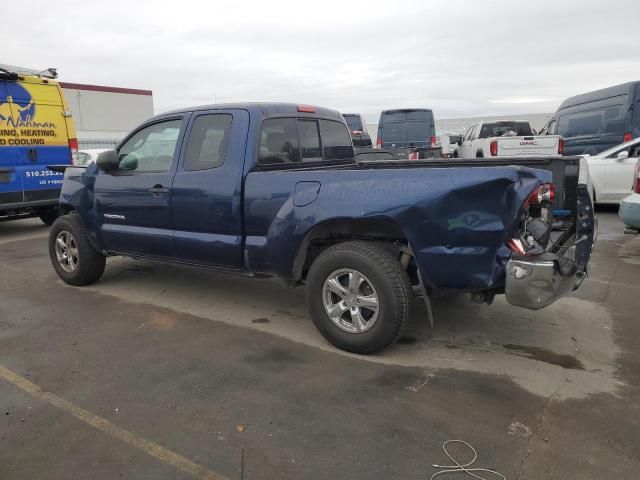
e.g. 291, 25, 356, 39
498, 136, 559, 156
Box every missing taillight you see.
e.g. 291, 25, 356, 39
509, 183, 555, 256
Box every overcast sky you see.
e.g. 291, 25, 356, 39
5, 0, 640, 123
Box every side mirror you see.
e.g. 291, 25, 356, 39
457, 137, 463, 146
96, 149, 119, 172
617, 150, 629, 160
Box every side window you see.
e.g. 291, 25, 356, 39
320, 120, 354, 160
468, 125, 478, 140
463, 125, 474, 141
183, 114, 232, 171
297, 119, 322, 162
558, 105, 625, 138
76, 152, 89, 165
547, 119, 557, 135
117, 119, 182, 173
610, 142, 640, 159
258, 118, 300, 165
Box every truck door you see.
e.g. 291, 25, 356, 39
604, 141, 640, 201
93, 116, 186, 258
458, 124, 475, 158
170, 109, 249, 268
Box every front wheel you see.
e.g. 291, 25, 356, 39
306, 241, 413, 354
49, 215, 106, 286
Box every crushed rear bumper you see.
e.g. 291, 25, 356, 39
505, 184, 595, 310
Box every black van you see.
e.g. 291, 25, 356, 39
542, 81, 640, 155
375, 108, 439, 158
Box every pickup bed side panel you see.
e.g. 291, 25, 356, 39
244, 166, 550, 293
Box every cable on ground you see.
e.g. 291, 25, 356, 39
431, 439, 506, 479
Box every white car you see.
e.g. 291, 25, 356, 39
584, 137, 640, 204
456, 120, 563, 158
76, 149, 110, 166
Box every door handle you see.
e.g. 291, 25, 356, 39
148, 185, 169, 194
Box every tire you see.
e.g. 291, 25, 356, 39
305, 241, 413, 354
49, 214, 106, 286
476, 151, 484, 158
39, 208, 59, 226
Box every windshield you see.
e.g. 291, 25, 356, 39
596, 136, 640, 158
479, 122, 533, 138
343, 115, 364, 131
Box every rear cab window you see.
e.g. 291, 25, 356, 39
479, 122, 533, 138
343, 114, 364, 131
257, 117, 354, 166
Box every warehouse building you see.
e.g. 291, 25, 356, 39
60, 82, 154, 149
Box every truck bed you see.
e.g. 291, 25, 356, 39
355, 156, 581, 215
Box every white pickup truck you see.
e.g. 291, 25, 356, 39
455, 120, 564, 158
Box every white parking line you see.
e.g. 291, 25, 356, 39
0, 365, 229, 480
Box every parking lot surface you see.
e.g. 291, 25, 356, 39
1, 209, 638, 479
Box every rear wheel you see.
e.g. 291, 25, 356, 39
306, 241, 413, 354
49, 215, 106, 286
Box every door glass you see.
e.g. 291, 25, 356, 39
118, 120, 182, 172
468, 125, 477, 140
547, 119, 557, 135
320, 120, 353, 160
183, 114, 232, 171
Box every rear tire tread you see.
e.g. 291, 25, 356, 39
306, 241, 413, 354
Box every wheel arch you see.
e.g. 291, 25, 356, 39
291, 217, 410, 282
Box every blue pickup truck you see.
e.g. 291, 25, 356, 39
48, 103, 595, 354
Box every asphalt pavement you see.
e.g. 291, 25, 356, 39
0, 209, 638, 479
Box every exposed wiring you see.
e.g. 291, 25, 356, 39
431, 440, 506, 480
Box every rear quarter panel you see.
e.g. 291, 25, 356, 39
244, 165, 550, 293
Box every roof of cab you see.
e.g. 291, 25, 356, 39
160, 102, 343, 120
557, 81, 639, 110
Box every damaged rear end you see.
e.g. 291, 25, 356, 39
505, 181, 595, 309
